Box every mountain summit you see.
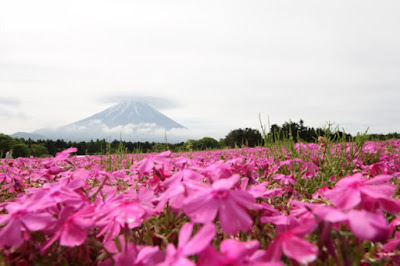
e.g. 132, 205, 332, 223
69, 101, 185, 130
12, 101, 186, 142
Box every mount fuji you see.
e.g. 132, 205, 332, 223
68, 101, 185, 130
12, 101, 187, 142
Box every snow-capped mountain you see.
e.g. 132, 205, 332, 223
70, 101, 185, 129
12, 101, 187, 142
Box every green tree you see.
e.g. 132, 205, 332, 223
30, 144, 49, 157
184, 139, 196, 151
13, 143, 30, 158
55, 139, 68, 153
44, 140, 57, 155
267, 119, 353, 143
0, 133, 15, 157
184, 137, 220, 151
87, 140, 98, 154
195, 137, 220, 150
281, 121, 300, 142
152, 143, 168, 152
223, 128, 262, 148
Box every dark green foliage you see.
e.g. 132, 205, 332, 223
1, 120, 399, 157
185, 137, 220, 151
223, 128, 263, 148
366, 132, 400, 141
152, 143, 169, 152
12, 143, 30, 158
196, 137, 220, 150
0, 133, 185, 157
0, 133, 15, 156
29, 144, 49, 157
268, 120, 352, 143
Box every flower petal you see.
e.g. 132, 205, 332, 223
347, 210, 390, 242
219, 198, 253, 235
60, 221, 88, 247
281, 236, 318, 265
178, 223, 193, 248
220, 239, 259, 260
182, 223, 216, 256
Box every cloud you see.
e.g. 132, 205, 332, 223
0, 97, 21, 106
55, 121, 194, 142
2, 1, 400, 136
97, 95, 181, 110
0, 108, 28, 124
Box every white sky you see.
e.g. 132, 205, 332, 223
1, 0, 399, 139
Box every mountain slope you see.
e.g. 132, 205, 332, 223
11, 132, 45, 140
20, 101, 187, 142
69, 101, 185, 129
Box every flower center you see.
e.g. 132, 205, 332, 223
213, 189, 229, 199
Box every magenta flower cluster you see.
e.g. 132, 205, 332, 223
1, 140, 400, 265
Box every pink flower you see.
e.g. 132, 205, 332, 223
159, 223, 216, 266
301, 162, 319, 179
263, 188, 284, 198
263, 217, 318, 264
38, 179, 86, 208
290, 200, 390, 242
194, 160, 234, 182
289, 200, 347, 224
96, 200, 147, 243
55, 147, 78, 161
103, 236, 165, 266
0, 197, 57, 249
382, 232, 400, 252
198, 239, 283, 266
183, 175, 257, 234
0, 209, 56, 249
134, 150, 171, 177
324, 173, 399, 213
42, 147, 78, 170
155, 169, 205, 211
244, 180, 273, 198
156, 181, 186, 211
273, 174, 297, 185
365, 162, 393, 177
162, 168, 204, 189
41, 205, 94, 253
346, 210, 390, 242
388, 217, 400, 235
261, 214, 300, 235
312, 185, 330, 199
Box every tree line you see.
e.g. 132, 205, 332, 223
1, 119, 399, 158
0, 135, 186, 158
266, 119, 352, 143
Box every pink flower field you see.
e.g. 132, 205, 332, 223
1, 140, 400, 265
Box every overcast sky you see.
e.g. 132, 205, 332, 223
1, 0, 399, 139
